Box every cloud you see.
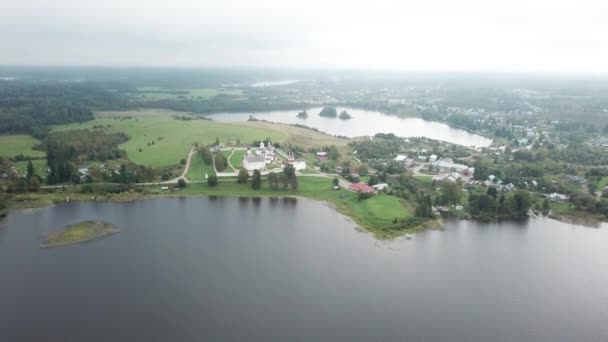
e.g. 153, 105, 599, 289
1, 0, 607, 72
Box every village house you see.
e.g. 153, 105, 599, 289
549, 193, 568, 202
566, 175, 586, 184
372, 183, 389, 191
431, 158, 470, 174
286, 152, 307, 171
316, 151, 327, 161
349, 182, 375, 194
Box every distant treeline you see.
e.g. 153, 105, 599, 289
0, 81, 134, 138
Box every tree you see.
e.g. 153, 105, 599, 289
177, 178, 187, 188
367, 175, 379, 186
441, 181, 462, 205
268, 172, 278, 189
283, 164, 298, 189
487, 186, 498, 200
199, 146, 213, 164
214, 153, 228, 172
28, 176, 41, 192
252, 170, 262, 190
588, 183, 598, 195
26, 160, 36, 178
542, 198, 550, 213
237, 168, 249, 184
358, 164, 368, 176
207, 174, 218, 186
333, 177, 339, 187
180, 158, 186, 165
214, 137, 220, 146
512, 190, 532, 217
415, 194, 434, 218
278, 173, 289, 189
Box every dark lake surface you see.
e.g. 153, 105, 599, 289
1, 197, 607, 342
207, 107, 492, 147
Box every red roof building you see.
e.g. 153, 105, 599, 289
349, 182, 375, 193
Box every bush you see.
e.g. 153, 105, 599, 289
177, 178, 187, 188
207, 175, 218, 187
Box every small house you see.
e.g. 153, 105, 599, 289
372, 183, 389, 191
349, 182, 375, 194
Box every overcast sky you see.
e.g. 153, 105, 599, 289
1, 0, 607, 72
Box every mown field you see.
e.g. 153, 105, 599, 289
0, 135, 45, 158
53, 109, 286, 167
229, 150, 246, 169
186, 152, 216, 181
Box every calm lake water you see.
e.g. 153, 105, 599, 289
207, 107, 492, 147
1, 197, 607, 342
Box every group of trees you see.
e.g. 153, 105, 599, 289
5, 160, 41, 193
468, 189, 533, 220
235, 164, 298, 191
0, 81, 132, 138
46, 129, 129, 184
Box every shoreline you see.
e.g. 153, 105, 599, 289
6, 190, 435, 240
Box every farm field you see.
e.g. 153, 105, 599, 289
53, 109, 286, 168
0, 135, 45, 158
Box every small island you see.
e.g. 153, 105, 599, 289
296, 110, 308, 119
318, 106, 338, 118
41, 220, 119, 248
339, 110, 352, 120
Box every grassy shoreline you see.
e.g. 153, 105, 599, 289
6, 177, 431, 239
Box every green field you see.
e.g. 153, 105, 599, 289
221, 151, 235, 171
229, 150, 246, 169
0, 135, 45, 158
186, 152, 216, 181
53, 110, 286, 168
15, 159, 48, 177
131, 87, 246, 101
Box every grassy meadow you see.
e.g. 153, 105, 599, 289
53, 109, 286, 167
0, 135, 45, 158
186, 152, 216, 181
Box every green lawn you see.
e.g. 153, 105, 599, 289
15, 159, 48, 177
229, 150, 246, 169
222, 151, 235, 171
53, 110, 285, 168
299, 168, 319, 174
0, 135, 45, 158
186, 152, 216, 181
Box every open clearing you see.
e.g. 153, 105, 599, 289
0, 135, 45, 158
53, 109, 286, 168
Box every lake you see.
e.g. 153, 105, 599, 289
207, 107, 492, 147
1, 197, 607, 342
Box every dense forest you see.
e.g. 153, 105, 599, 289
0, 81, 133, 138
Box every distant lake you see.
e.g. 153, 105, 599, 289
1, 197, 607, 342
207, 107, 492, 147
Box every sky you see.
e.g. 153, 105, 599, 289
1, 0, 607, 72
